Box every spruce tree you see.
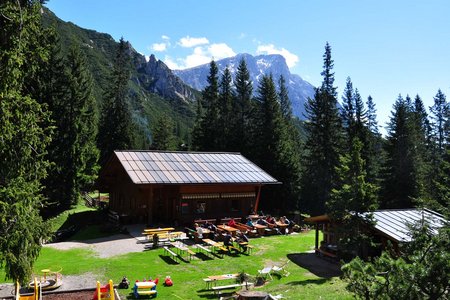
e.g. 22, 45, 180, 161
279, 75, 293, 120
341, 77, 355, 139
430, 89, 448, 155
365, 95, 383, 183
0, 0, 51, 284
302, 42, 343, 215
382, 95, 425, 208
152, 114, 176, 150
195, 60, 220, 151
218, 67, 234, 150
98, 38, 135, 165
254, 75, 300, 211
53, 45, 99, 208
233, 58, 254, 155
328, 137, 378, 255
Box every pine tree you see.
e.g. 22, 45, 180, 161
365, 95, 383, 183
218, 67, 234, 150
53, 45, 99, 208
0, 0, 52, 284
98, 38, 135, 165
195, 60, 220, 151
232, 58, 254, 155
279, 75, 293, 120
152, 114, 175, 150
254, 75, 300, 211
191, 98, 204, 151
382, 95, 425, 208
328, 137, 378, 255
341, 77, 355, 138
430, 89, 448, 155
302, 42, 343, 215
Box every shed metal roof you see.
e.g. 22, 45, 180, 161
368, 209, 447, 242
114, 151, 279, 185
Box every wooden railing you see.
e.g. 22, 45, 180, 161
81, 192, 97, 208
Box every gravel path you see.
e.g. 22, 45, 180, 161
0, 225, 150, 299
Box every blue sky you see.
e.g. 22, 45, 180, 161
46, 0, 449, 130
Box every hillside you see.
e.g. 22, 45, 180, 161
42, 8, 198, 146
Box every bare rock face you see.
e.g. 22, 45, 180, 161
135, 54, 197, 103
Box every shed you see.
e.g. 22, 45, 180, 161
98, 151, 279, 225
305, 208, 447, 258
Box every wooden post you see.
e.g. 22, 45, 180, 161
254, 185, 262, 215
315, 224, 319, 250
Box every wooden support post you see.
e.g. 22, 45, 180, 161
254, 185, 262, 215
315, 224, 319, 250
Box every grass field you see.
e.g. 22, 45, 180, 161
1, 230, 352, 299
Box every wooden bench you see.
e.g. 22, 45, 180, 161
195, 245, 211, 253
163, 246, 179, 262
211, 282, 254, 294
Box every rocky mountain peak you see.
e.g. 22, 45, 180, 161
174, 53, 315, 118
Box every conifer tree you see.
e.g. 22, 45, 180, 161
54, 45, 99, 208
0, 0, 51, 284
233, 58, 254, 155
191, 98, 204, 151
328, 137, 378, 255
254, 75, 300, 211
279, 75, 293, 120
152, 114, 175, 150
382, 95, 425, 208
365, 95, 383, 183
302, 42, 343, 215
218, 67, 234, 150
430, 89, 448, 155
341, 77, 355, 139
98, 38, 135, 165
195, 60, 220, 151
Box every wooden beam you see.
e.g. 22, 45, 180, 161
254, 185, 262, 214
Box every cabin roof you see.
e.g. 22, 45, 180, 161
305, 208, 447, 243
112, 150, 280, 185
367, 209, 447, 242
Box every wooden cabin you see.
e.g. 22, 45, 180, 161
98, 151, 280, 225
305, 208, 447, 259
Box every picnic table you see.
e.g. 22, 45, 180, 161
203, 273, 238, 289
202, 238, 228, 256
217, 225, 239, 236
170, 241, 195, 260
253, 224, 267, 235
143, 227, 175, 233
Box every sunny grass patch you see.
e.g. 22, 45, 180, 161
1, 231, 351, 299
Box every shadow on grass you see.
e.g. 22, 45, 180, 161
195, 253, 214, 261
287, 253, 342, 278
286, 278, 331, 286
158, 254, 179, 265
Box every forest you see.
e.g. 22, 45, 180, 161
0, 0, 449, 291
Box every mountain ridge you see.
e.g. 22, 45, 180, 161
174, 53, 315, 119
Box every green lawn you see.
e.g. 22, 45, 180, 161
1, 231, 351, 299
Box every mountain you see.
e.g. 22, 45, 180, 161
42, 8, 197, 145
174, 53, 315, 119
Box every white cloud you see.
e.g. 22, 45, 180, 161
151, 42, 167, 52
179, 36, 209, 48
164, 42, 236, 69
256, 44, 299, 68
164, 55, 184, 70
208, 43, 236, 59
161, 35, 170, 40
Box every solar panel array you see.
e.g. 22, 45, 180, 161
370, 209, 447, 242
115, 151, 279, 185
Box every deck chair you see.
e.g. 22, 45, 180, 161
271, 260, 290, 277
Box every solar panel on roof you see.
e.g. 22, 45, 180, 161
129, 152, 139, 161
115, 152, 126, 161
127, 170, 141, 183
128, 160, 139, 170
123, 152, 133, 160
121, 161, 133, 171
